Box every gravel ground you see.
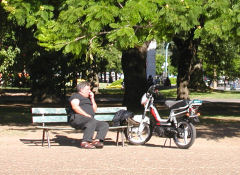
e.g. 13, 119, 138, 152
0, 123, 239, 175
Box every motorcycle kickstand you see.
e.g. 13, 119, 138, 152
163, 138, 171, 147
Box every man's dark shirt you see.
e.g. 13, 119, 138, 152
68, 93, 95, 117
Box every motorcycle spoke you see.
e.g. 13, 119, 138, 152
138, 134, 144, 141
183, 128, 188, 144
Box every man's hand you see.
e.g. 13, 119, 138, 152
89, 91, 97, 112
89, 91, 94, 100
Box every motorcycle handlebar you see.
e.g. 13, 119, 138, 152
147, 85, 160, 95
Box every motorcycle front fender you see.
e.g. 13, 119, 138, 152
131, 115, 150, 125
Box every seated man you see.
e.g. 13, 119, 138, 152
69, 81, 109, 149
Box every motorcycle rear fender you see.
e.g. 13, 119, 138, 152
182, 116, 199, 124
131, 115, 150, 125
189, 116, 200, 123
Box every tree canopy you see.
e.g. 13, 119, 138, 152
1, 0, 240, 105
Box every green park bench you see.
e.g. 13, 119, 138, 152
32, 107, 131, 148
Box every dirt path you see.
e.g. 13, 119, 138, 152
0, 123, 239, 175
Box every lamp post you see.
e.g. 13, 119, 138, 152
165, 42, 170, 78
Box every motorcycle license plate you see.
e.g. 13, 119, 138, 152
192, 99, 202, 105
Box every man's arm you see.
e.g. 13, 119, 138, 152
89, 91, 97, 112
70, 99, 92, 118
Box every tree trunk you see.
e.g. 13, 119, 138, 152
122, 43, 149, 111
115, 71, 118, 81
212, 68, 217, 89
30, 54, 62, 104
189, 58, 208, 91
104, 72, 107, 83
90, 73, 99, 94
173, 32, 200, 100
87, 60, 99, 94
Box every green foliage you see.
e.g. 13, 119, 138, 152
155, 46, 177, 76
3, 0, 239, 59
199, 39, 240, 80
106, 79, 123, 89
2, 0, 240, 99
91, 45, 122, 73
170, 77, 176, 85
0, 46, 20, 74
195, 0, 240, 42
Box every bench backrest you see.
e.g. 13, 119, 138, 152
32, 107, 127, 123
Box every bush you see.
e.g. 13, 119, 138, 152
170, 77, 177, 85
106, 79, 123, 89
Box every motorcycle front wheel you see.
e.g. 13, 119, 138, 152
125, 122, 152, 145
173, 121, 196, 149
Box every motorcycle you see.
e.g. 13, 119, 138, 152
125, 85, 202, 149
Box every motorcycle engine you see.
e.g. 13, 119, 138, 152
154, 126, 165, 137
154, 126, 177, 138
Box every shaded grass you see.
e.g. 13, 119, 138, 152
1, 101, 240, 125
0, 106, 32, 124
199, 102, 240, 118
1, 86, 240, 125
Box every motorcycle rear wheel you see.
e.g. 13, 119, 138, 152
125, 122, 152, 145
173, 121, 196, 149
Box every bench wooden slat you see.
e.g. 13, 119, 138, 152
94, 114, 115, 121
32, 107, 127, 123
32, 114, 116, 123
96, 107, 126, 113
32, 108, 67, 114
32, 115, 68, 123
32, 107, 127, 115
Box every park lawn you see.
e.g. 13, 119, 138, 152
159, 88, 240, 100
158, 88, 240, 120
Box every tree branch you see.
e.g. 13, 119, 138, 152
118, 2, 123, 8
89, 31, 110, 45
54, 35, 86, 46
54, 30, 111, 47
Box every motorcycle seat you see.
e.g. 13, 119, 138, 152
165, 100, 188, 110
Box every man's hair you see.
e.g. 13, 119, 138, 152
76, 81, 91, 92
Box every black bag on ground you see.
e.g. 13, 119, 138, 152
112, 110, 134, 126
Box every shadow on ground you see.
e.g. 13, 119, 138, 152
20, 134, 122, 148
197, 118, 240, 141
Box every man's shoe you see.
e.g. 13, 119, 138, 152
80, 142, 96, 149
92, 140, 104, 149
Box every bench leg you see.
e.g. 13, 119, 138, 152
116, 129, 125, 147
46, 129, 51, 148
116, 131, 119, 146
42, 129, 45, 147
121, 128, 125, 147
42, 129, 51, 148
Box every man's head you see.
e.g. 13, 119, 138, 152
77, 81, 91, 97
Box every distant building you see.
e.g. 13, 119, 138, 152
146, 40, 157, 79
